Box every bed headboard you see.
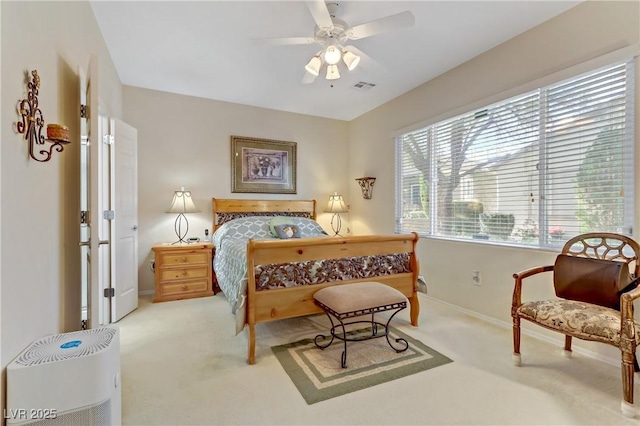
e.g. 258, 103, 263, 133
211, 198, 317, 232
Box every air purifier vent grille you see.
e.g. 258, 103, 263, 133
15, 328, 116, 367
25, 398, 111, 426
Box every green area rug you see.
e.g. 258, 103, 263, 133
272, 326, 453, 404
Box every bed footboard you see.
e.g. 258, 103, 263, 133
245, 232, 420, 364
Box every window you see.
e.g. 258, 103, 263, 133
396, 60, 635, 247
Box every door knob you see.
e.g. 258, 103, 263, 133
133, 225, 138, 231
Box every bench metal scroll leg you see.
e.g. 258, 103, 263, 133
314, 303, 409, 368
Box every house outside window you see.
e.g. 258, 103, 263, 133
396, 60, 635, 248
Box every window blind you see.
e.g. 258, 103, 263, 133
396, 60, 635, 247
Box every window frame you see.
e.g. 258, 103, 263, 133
395, 57, 637, 249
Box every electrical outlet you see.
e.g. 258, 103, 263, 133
472, 270, 481, 286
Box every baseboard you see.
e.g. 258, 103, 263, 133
423, 295, 621, 368
138, 289, 154, 296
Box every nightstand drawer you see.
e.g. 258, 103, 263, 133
159, 279, 209, 297
159, 266, 209, 281
162, 251, 209, 265
152, 242, 214, 303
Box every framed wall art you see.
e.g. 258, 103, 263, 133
231, 135, 297, 194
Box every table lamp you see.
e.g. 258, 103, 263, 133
324, 192, 349, 236
166, 187, 200, 244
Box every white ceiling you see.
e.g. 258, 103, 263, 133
90, 1, 582, 121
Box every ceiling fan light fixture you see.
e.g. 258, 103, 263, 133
304, 56, 321, 76
342, 50, 361, 71
324, 45, 341, 65
326, 64, 340, 80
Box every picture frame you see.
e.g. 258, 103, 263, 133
231, 135, 297, 194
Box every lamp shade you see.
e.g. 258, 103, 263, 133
166, 187, 200, 213
324, 192, 349, 213
342, 50, 361, 71
305, 56, 321, 76
326, 64, 340, 80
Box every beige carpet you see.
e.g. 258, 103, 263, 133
118, 293, 639, 425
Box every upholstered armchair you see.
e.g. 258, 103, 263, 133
511, 233, 640, 417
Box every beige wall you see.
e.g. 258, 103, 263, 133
349, 0, 640, 359
122, 87, 350, 294
1, 2, 639, 415
0, 0, 122, 413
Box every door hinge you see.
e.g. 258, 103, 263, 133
104, 288, 115, 298
103, 134, 114, 145
80, 210, 89, 224
80, 104, 88, 118
103, 210, 115, 220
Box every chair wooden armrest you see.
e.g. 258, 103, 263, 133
620, 277, 640, 339
512, 265, 554, 311
513, 265, 554, 281
621, 278, 640, 303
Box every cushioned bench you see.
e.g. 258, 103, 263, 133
313, 281, 409, 368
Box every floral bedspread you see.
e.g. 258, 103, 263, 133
255, 254, 411, 290
213, 215, 412, 334
212, 216, 328, 315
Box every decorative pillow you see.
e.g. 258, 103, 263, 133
273, 224, 301, 239
553, 254, 634, 310
270, 216, 292, 237
268, 216, 328, 237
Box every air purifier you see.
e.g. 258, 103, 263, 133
6, 326, 121, 425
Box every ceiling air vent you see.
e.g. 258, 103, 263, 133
352, 81, 376, 91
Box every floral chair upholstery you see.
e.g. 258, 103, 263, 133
511, 233, 640, 417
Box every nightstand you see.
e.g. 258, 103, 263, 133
152, 242, 214, 302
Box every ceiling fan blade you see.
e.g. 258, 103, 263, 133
347, 11, 415, 40
301, 71, 318, 84
344, 45, 385, 75
253, 36, 316, 46
305, 0, 334, 31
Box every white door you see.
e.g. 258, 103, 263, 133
82, 56, 139, 327
97, 114, 112, 324
111, 118, 138, 321
79, 66, 90, 329
84, 55, 109, 328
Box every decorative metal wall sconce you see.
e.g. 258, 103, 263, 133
355, 177, 376, 199
17, 70, 70, 162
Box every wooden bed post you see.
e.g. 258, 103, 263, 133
247, 323, 256, 365
246, 239, 257, 365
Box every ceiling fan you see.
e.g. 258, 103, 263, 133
258, 1, 415, 83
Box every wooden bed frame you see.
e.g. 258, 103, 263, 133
211, 198, 420, 364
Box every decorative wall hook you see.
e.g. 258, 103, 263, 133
355, 176, 376, 199
17, 70, 70, 162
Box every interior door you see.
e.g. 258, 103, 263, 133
82, 56, 139, 326
111, 118, 139, 321
97, 114, 112, 324
83, 54, 109, 328
79, 66, 90, 329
